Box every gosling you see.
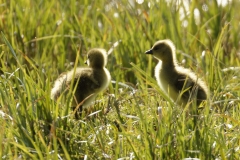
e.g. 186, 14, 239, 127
145, 39, 209, 107
51, 48, 111, 117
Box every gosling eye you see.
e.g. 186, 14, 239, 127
153, 46, 160, 50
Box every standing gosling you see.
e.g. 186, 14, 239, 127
145, 39, 209, 107
51, 48, 111, 116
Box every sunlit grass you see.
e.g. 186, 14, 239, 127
0, 0, 240, 159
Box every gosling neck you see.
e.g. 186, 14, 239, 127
91, 65, 105, 69
158, 53, 177, 69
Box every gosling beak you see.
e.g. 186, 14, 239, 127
84, 60, 87, 64
145, 49, 153, 54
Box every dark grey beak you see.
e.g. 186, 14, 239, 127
145, 49, 153, 54
84, 60, 87, 64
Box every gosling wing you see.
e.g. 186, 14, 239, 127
174, 73, 207, 105
174, 74, 196, 101
72, 69, 101, 103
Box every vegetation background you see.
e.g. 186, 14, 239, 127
0, 0, 240, 159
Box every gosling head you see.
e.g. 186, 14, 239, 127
145, 39, 177, 65
85, 48, 108, 68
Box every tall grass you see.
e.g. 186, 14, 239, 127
0, 0, 240, 159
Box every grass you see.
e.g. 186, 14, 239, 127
0, 0, 240, 159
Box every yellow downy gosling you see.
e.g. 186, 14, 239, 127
145, 39, 209, 107
51, 48, 111, 117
